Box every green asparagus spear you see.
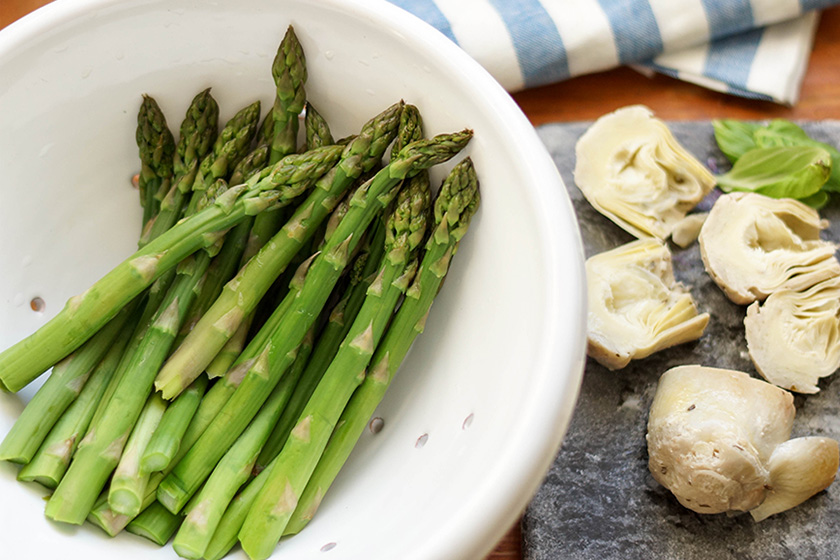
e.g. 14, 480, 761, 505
173, 144, 272, 350
125, 501, 182, 545
0, 144, 342, 394
108, 392, 168, 516
171, 329, 315, 559
136, 95, 176, 229
239, 167, 431, 560
84, 233, 314, 536
303, 102, 334, 151
269, 25, 307, 163
44, 250, 213, 524
185, 101, 262, 217
252, 178, 387, 474
15, 321, 134, 487
287, 157, 480, 535
141, 90, 221, 245
141, 375, 208, 473
153, 102, 404, 399
0, 304, 137, 467
155, 130, 472, 515
0, 95, 216, 460
237, 24, 310, 263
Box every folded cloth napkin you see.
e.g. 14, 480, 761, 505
389, 0, 839, 105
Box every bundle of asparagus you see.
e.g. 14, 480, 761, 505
0, 24, 479, 560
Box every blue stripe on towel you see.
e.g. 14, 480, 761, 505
799, 0, 838, 11
700, 0, 754, 40
703, 26, 765, 91
388, 0, 459, 45
596, 0, 663, 63
487, 0, 570, 87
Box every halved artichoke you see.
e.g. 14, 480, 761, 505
574, 105, 715, 240
647, 365, 838, 518
699, 192, 840, 305
586, 239, 709, 370
745, 275, 840, 393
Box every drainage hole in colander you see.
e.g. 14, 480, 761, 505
368, 417, 384, 434
320, 542, 337, 552
30, 297, 45, 312
462, 413, 474, 430
415, 433, 429, 449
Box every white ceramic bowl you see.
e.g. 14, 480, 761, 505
0, 1, 587, 558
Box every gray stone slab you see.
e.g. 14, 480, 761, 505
523, 120, 840, 560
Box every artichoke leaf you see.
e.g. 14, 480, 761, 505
585, 239, 709, 370
575, 105, 715, 241
699, 192, 839, 305
745, 275, 840, 393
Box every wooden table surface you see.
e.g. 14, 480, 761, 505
2, 2, 839, 559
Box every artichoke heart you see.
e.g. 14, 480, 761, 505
574, 105, 715, 240
647, 365, 838, 519
586, 239, 709, 370
699, 192, 840, 305
745, 275, 840, 393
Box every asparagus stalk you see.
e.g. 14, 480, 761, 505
237, 23, 310, 256
81, 144, 336, 536
90, 91, 222, 419
43, 149, 332, 525
171, 329, 315, 559
0, 144, 342, 394
253, 204, 386, 473
287, 157, 480, 535
0, 304, 136, 463
141, 375, 208, 473
84, 249, 312, 535
124, 501, 182, 546
153, 101, 404, 399
141, 90, 221, 245
206, 214, 324, 380
91, 178, 230, 521
108, 392, 168, 516
44, 250, 214, 524
303, 101, 334, 152
0, 93, 215, 459
174, 145, 272, 351
184, 100, 262, 218
198, 245, 379, 558
268, 25, 306, 163
15, 321, 134, 487
239, 167, 432, 560
87, 328, 296, 538
136, 95, 176, 230
246, 108, 420, 467
155, 129, 472, 515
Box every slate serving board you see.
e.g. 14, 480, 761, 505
522, 121, 840, 560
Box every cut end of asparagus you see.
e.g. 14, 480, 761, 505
140, 450, 171, 474
44, 495, 89, 526
157, 477, 190, 515
172, 545, 204, 559
107, 489, 144, 518
17, 472, 60, 490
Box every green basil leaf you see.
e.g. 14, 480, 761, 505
764, 119, 811, 140
712, 119, 760, 163
716, 145, 832, 200
799, 190, 830, 210
754, 120, 840, 192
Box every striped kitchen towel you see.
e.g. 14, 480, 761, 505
389, 0, 839, 105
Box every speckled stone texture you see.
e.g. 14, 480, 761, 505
523, 121, 840, 560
